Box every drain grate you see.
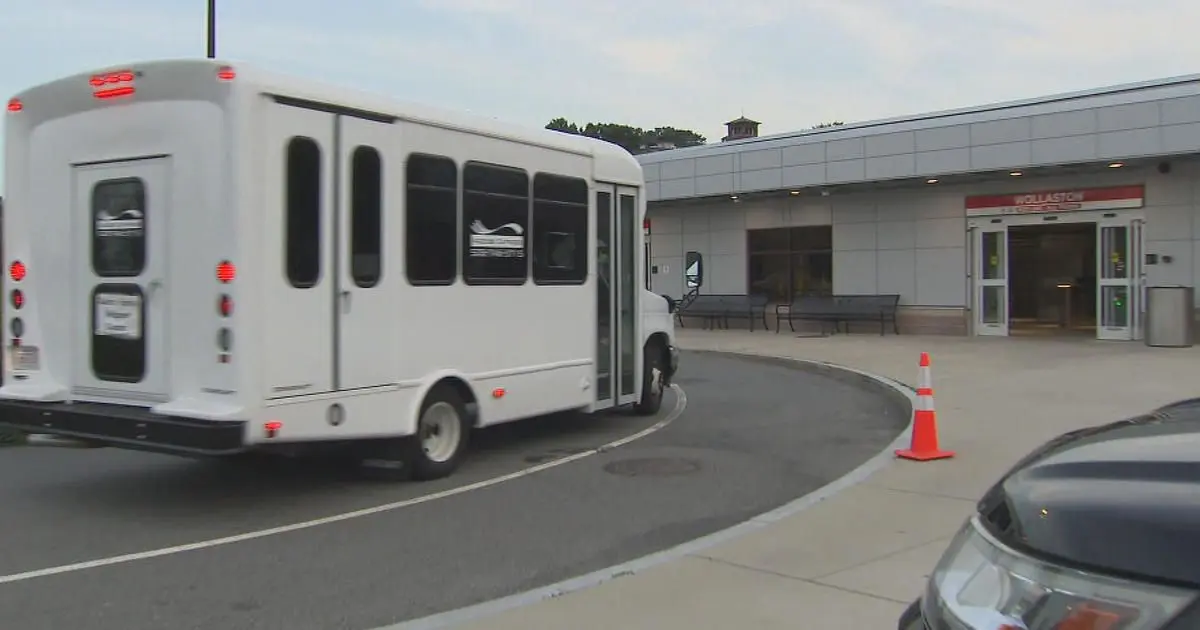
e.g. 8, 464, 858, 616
603, 457, 702, 477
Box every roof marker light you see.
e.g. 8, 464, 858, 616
89, 71, 134, 87
89, 71, 136, 101
6, 98, 22, 112
217, 66, 236, 81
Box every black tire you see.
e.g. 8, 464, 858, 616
633, 343, 666, 416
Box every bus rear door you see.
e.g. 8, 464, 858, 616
73, 158, 172, 401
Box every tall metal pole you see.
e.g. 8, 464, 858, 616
206, 0, 217, 58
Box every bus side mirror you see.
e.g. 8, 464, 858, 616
685, 251, 703, 289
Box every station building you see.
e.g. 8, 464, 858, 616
639, 75, 1200, 340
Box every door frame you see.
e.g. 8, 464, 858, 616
72, 157, 172, 402
334, 114, 397, 391
593, 182, 641, 410
969, 222, 1009, 337
1096, 216, 1139, 341
263, 96, 397, 399
967, 209, 1145, 340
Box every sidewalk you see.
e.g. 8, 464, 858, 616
453, 330, 1200, 629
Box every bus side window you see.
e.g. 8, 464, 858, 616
405, 154, 458, 285
462, 161, 529, 286
531, 173, 588, 285
285, 137, 322, 289
350, 145, 383, 288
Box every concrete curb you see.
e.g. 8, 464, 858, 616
384, 351, 917, 630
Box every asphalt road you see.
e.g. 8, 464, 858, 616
0, 351, 908, 630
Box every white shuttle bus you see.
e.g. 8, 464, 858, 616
0, 59, 680, 480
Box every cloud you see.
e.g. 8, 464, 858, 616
1, 0, 1198, 158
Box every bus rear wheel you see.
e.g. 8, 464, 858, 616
633, 343, 666, 416
408, 385, 470, 480
358, 384, 470, 481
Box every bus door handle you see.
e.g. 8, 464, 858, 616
340, 290, 352, 312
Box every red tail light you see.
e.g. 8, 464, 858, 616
218, 294, 233, 317
89, 71, 134, 86
9, 261, 26, 282
6, 98, 22, 113
216, 260, 235, 283
10, 290, 24, 309
94, 87, 136, 100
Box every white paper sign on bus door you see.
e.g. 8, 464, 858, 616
94, 293, 142, 339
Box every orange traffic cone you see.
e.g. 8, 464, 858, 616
896, 352, 955, 461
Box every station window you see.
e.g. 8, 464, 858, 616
285, 136, 322, 289
746, 226, 833, 302
462, 161, 529, 285
531, 173, 588, 285
350, 146, 383, 288
91, 177, 147, 278
405, 154, 458, 285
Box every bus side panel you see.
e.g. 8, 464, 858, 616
397, 122, 596, 425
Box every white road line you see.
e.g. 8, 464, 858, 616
0, 386, 687, 586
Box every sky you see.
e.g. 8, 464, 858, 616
2, 0, 1200, 191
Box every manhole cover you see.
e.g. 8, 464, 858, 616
603, 457, 702, 477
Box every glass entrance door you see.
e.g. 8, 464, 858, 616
974, 226, 1009, 336
1096, 218, 1135, 341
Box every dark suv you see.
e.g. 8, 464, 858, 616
899, 399, 1200, 629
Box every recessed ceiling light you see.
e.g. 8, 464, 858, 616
1108, 162, 1124, 168
1009, 171, 1023, 176
926, 178, 938, 184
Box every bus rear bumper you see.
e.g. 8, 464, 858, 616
0, 399, 247, 456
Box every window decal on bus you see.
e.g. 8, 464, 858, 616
467, 220, 525, 258
91, 178, 147, 277
462, 161, 528, 285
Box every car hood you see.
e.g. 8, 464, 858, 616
976, 400, 1200, 586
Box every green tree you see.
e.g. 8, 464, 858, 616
546, 117, 579, 134
546, 119, 706, 154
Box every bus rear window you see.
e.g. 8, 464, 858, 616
91, 178, 147, 277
